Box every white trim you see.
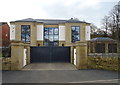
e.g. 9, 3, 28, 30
23, 48, 27, 67
59, 25, 65, 41
10, 24, 15, 40
37, 25, 44, 40
74, 48, 76, 65
85, 26, 91, 40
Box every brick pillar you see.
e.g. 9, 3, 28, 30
26, 46, 30, 64
11, 42, 24, 70
93, 43, 96, 53
105, 43, 108, 53
76, 43, 88, 69
88, 42, 90, 53
118, 43, 120, 53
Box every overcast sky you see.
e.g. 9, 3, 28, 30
0, 0, 119, 27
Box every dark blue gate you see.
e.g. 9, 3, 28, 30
30, 47, 70, 63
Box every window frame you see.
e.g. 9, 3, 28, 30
21, 25, 30, 43
71, 26, 80, 42
95, 43, 105, 53
44, 27, 59, 46
108, 43, 117, 53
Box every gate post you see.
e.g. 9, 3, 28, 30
26, 46, 30, 64
70, 46, 74, 64
76, 42, 88, 69
11, 41, 24, 70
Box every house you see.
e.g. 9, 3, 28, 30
0, 22, 10, 48
0, 22, 10, 58
10, 18, 90, 46
10, 18, 91, 70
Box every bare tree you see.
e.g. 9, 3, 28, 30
90, 23, 98, 34
90, 23, 107, 38
101, 15, 110, 37
101, 1, 120, 41
109, 1, 120, 41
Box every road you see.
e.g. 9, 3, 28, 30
2, 70, 119, 83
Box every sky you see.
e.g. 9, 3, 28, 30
0, 0, 119, 27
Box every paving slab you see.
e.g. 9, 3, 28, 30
22, 63, 77, 70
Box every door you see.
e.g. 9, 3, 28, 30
74, 48, 76, 65
30, 47, 70, 63
23, 48, 27, 66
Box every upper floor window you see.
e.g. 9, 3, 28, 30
71, 26, 80, 42
21, 25, 30, 43
44, 27, 59, 46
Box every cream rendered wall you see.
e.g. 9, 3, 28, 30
85, 26, 91, 40
37, 25, 44, 41
11, 22, 37, 46
10, 24, 15, 40
59, 25, 65, 41
65, 23, 87, 45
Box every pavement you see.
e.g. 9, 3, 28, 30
2, 70, 119, 83
0, 70, 2, 85
22, 63, 77, 70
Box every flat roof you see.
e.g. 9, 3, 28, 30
89, 37, 117, 42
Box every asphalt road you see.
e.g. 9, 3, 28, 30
2, 70, 119, 83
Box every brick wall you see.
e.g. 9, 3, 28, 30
0, 22, 10, 47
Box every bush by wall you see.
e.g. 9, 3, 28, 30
2, 47, 11, 57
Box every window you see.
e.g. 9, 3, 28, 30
108, 44, 117, 53
21, 25, 30, 43
95, 43, 105, 53
71, 26, 80, 42
44, 27, 59, 46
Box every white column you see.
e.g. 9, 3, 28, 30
10, 24, 15, 40
23, 48, 27, 67
85, 26, 91, 40
36, 25, 44, 40
74, 48, 77, 65
59, 25, 65, 41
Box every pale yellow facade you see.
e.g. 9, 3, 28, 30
10, 22, 90, 46
9, 18, 91, 70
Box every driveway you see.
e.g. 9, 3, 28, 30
2, 70, 119, 83
22, 63, 77, 70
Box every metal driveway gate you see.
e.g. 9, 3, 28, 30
30, 47, 70, 63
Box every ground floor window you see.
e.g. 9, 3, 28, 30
44, 27, 59, 46
95, 43, 105, 53
108, 44, 117, 53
